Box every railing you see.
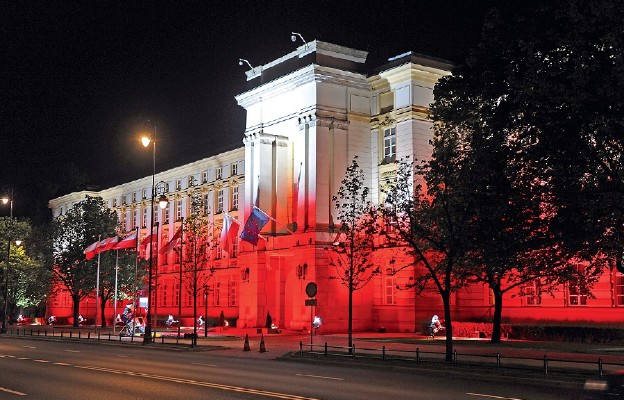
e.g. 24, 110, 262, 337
298, 341, 624, 378
5, 327, 201, 347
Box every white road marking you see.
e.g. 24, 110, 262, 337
64, 350, 81, 353
54, 362, 71, 366
22, 346, 36, 349
17, 357, 29, 360
192, 362, 218, 367
116, 355, 129, 358
34, 359, 49, 363
0, 387, 27, 396
467, 393, 525, 400
75, 364, 321, 399
295, 373, 343, 381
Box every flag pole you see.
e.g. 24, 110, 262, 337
113, 249, 119, 334
95, 235, 101, 333
253, 205, 294, 234
177, 217, 184, 340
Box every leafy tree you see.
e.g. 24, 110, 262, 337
428, 0, 620, 340
1, 218, 46, 323
52, 196, 118, 327
379, 151, 475, 362
182, 191, 215, 345
329, 156, 379, 353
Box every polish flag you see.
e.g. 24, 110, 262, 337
84, 241, 99, 260
114, 231, 138, 250
160, 227, 183, 254
219, 214, 240, 254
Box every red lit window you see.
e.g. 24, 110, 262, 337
568, 265, 588, 306
616, 274, 624, 306
523, 280, 541, 306
385, 269, 396, 305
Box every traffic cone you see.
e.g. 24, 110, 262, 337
259, 334, 266, 353
243, 334, 251, 351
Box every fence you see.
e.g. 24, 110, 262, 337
5, 327, 200, 347
298, 341, 624, 378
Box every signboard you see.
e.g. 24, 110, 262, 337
305, 282, 317, 298
139, 297, 148, 308
305, 299, 317, 306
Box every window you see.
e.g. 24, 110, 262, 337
216, 245, 223, 259
215, 282, 221, 306
142, 188, 147, 199
229, 280, 237, 306
176, 200, 183, 220
142, 207, 148, 227
113, 198, 117, 207
568, 265, 588, 306
203, 193, 210, 215
174, 283, 180, 307
153, 207, 158, 225
231, 163, 238, 176
617, 274, 624, 306
132, 209, 137, 229
132, 192, 137, 203
202, 171, 208, 183
216, 167, 223, 180
384, 269, 396, 305
231, 240, 238, 258
231, 185, 239, 210
164, 206, 170, 224
383, 127, 396, 162
176, 179, 182, 191
217, 189, 224, 213
188, 175, 195, 187
523, 280, 542, 305
122, 195, 127, 205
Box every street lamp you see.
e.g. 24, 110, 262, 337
141, 121, 158, 344
1, 187, 14, 333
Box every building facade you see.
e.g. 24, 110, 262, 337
48, 41, 624, 332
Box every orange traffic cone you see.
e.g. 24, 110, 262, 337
243, 334, 251, 351
259, 334, 266, 353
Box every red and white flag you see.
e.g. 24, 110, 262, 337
140, 233, 157, 250
84, 241, 99, 260
159, 227, 183, 255
114, 231, 138, 250
101, 236, 119, 252
219, 213, 240, 254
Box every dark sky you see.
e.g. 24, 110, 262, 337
1, 1, 496, 220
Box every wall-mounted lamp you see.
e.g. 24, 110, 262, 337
296, 263, 308, 280
241, 267, 250, 282
238, 59, 253, 69
291, 32, 308, 49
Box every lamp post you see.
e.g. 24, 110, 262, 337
141, 121, 158, 344
1, 187, 14, 333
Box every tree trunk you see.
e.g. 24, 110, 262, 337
491, 288, 504, 343
443, 293, 454, 362
72, 292, 81, 327
100, 289, 107, 328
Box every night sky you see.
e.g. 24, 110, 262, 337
2, 1, 496, 221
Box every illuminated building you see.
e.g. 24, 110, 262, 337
48, 41, 624, 331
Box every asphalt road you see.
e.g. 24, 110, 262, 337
0, 337, 589, 400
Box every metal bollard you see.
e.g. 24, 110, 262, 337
599, 358, 603, 377
453, 350, 457, 364
496, 352, 501, 369
299, 341, 303, 354
324, 342, 328, 356
544, 355, 548, 375
88, 332, 91, 339
416, 347, 420, 363
78, 331, 81, 339
352, 344, 356, 357
382, 345, 386, 361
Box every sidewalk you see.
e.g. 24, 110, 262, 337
5, 324, 624, 370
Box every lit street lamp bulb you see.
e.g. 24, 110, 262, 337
1, 198, 8, 205
141, 136, 152, 147
14, 240, 22, 246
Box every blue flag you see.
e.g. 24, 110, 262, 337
240, 207, 270, 245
